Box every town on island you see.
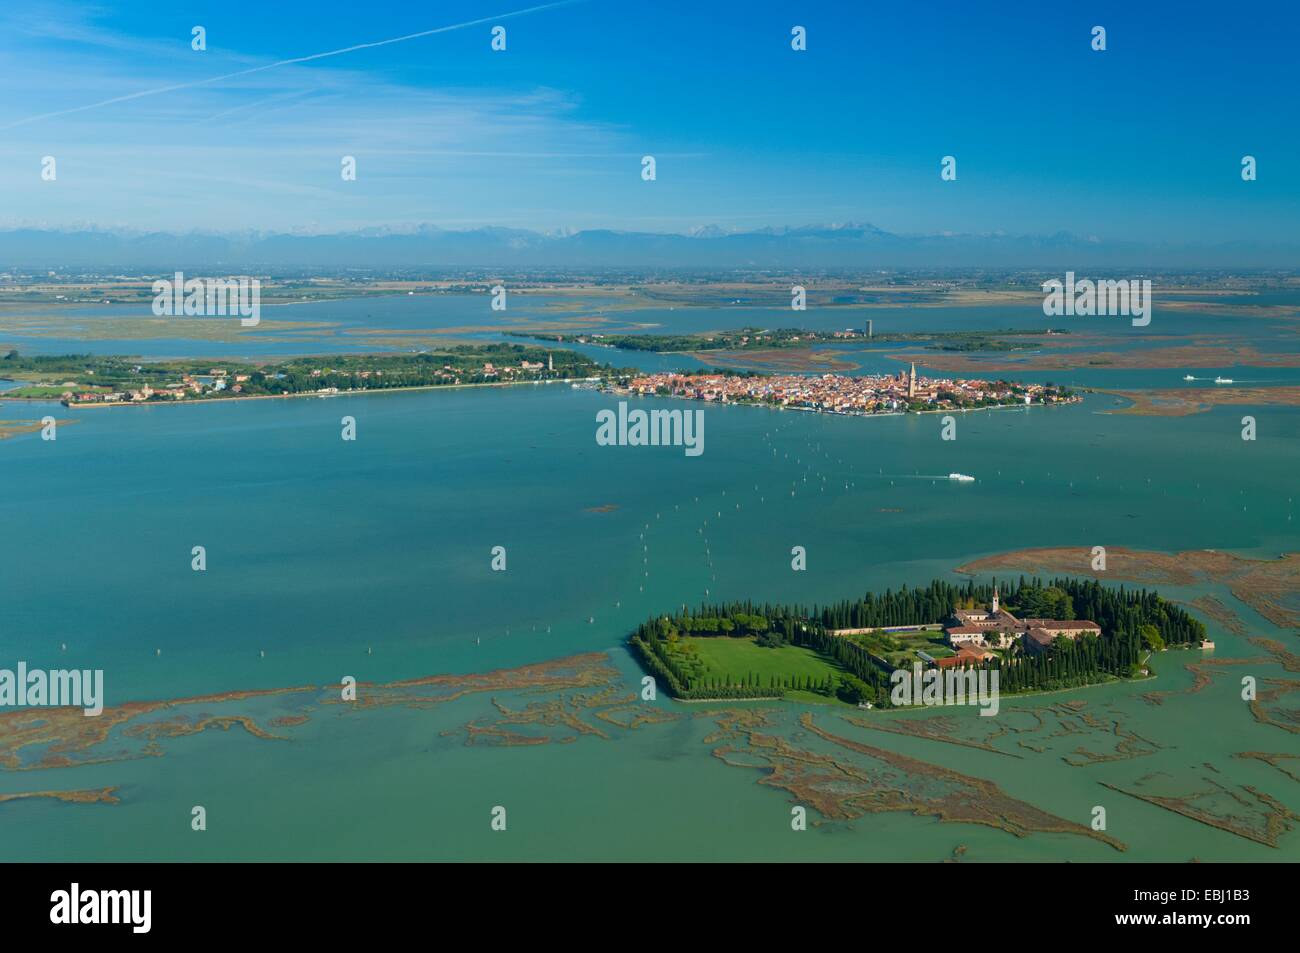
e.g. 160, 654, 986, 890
1, 342, 1078, 418
618, 363, 1076, 416
0, 346, 600, 407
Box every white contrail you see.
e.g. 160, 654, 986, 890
0, 1, 582, 130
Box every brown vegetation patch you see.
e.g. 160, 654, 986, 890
890, 344, 1300, 375
957, 546, 1300, 630
1101, 776, 1299, 848
1099, 386, 1300, 416
692, 348, 859, 373
0, 786, 119, 806
0, 653, 619, 771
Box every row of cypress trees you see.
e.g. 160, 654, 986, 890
629, 576, 1205, 704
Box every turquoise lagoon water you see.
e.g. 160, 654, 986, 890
1, 378, 1298, 861
6, 291, 1300, 365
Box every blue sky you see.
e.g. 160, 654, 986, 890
1, 0, 1296, 244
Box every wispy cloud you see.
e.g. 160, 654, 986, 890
0, 1, 585, 130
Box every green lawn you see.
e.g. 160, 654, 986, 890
6, 385, 81, 398
666, 636, 849, 693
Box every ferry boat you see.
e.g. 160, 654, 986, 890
947, 473, 975, 482
1214, 376, 1234, 384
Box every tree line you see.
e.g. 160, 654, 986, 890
628, 577, 1205, 705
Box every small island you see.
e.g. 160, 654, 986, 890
509, 326, 1069, 354
0, 345, 611, 407
629, 578, 1206, 708
618, 366, 1078, 416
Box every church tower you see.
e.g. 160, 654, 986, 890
991, 585, 999, 614
907, 362, 917, 399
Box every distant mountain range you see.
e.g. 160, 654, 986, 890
0, 223, 1292, 271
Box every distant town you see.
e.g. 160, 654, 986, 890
511, 325, 1069, 354
0, 347, 607, 407
619, 365, 1078, 416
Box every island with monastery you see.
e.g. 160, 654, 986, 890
629, 577, 1207, 707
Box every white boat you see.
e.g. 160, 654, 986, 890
1214, 376, 1233, 384
1183, 374, 1195, 381
948, 473, 975, 482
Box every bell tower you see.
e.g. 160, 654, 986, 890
991, 586, 999, 614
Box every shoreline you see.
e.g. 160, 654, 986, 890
616, 389, 1081, 419
659, 673, 1153, 711
0, 376, 605, 410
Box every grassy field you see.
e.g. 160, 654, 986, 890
665, 635, 850, 700
3, 385, 84, 398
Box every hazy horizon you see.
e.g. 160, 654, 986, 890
2, 0, 1297, 260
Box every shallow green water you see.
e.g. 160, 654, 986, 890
1, 372, 1297, 860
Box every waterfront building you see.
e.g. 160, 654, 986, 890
945, 587, 1101, 654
